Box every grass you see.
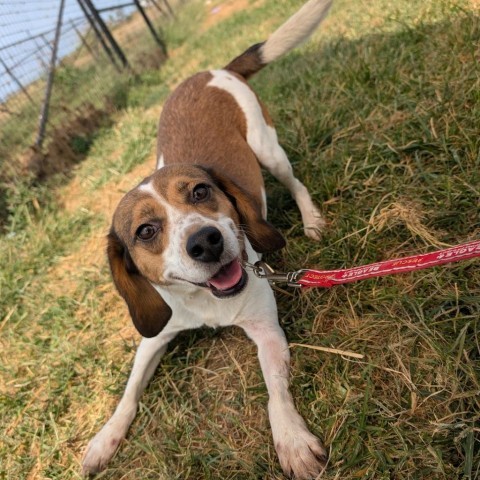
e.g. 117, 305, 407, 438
1, 0, 479, 478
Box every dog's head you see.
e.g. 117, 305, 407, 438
108, 164, 285, 337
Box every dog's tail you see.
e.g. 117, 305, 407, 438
224, 0, 332, 79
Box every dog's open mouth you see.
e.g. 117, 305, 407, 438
207, 259, 248, 298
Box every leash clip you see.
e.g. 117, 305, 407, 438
247, 260, 305, 287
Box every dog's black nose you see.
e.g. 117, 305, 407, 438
186, 226, 224, 263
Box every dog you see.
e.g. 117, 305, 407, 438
82, 1, 332, 478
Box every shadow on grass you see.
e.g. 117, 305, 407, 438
256, 10, 479, 245
23, 103, 114, 180
250, 10, 479, 479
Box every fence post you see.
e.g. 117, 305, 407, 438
35, 0, 65, 148
77, 0, 122, 71
41, 34, 54, 52
71, 20, 99, 62
162, 0, 176, 19
82, 0, 129, 69
133, 0, 167, 56
150, 0, 166, 16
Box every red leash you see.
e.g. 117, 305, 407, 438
249, 239, 480, 288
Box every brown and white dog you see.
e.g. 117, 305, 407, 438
82, 1, 332, 478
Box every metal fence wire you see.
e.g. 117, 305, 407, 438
0, 0, 174, 176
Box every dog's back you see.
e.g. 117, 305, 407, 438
157, 71, 263, 201
157, 0, 333, 213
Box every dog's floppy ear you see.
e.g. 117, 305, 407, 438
207, 169, 286, 253
107, 230, 172, 338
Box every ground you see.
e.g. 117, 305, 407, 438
1, 0, 479, 479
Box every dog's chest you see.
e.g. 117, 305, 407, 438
178, 290, 232, 328
156, 272, 277, 332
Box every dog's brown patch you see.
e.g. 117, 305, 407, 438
225, 42, 266, 79
157, 72, 266, 206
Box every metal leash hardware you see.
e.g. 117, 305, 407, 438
244, 260, 307, 287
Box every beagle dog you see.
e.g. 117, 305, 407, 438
82, 1, 332, 478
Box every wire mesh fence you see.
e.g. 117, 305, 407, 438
0, 0, 173, 180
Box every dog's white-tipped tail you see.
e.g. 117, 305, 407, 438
261, 0, 332, 64
224, 0, 332, 79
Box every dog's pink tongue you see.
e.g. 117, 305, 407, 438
208, 260, 242, 291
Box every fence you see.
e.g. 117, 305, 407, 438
0, 0, 174, 179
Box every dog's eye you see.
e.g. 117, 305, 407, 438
192, 183, 210, 203
136, 224, 159, 241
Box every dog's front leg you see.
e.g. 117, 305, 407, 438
82, 331, 176, 476
241, 321, 327, 479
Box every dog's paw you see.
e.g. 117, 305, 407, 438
82, 426, 124, 476
275, 429, 327, 479
303, 207, 326, 241
304, 222, 325, 241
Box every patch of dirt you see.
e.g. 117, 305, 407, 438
203, 0, 251, 30
468, 0, 480, 10
0, 102, 115, 230
20, 103, 113, 181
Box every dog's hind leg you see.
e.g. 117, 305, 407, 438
209, 70, 325, 240
82, 331, 176, 476
252, 125, 326, 240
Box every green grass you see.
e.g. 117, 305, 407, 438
1, 0, 479, 479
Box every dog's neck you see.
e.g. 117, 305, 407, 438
151, 237, 266, 329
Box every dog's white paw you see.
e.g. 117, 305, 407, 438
82, 424, 124, 476
302, 207, 326, 241
270, 403, 327, 479
275, 428, 327, 479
